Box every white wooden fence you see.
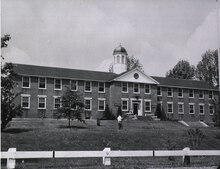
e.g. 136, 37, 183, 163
1, 147, 220, 169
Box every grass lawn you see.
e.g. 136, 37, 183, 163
1, 118, 220, 169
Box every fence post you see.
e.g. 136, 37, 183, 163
103, 147, 111, 166
182, 147, 190, 165
7, 148, 16, 169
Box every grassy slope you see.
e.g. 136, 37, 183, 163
1, 119, 220, 169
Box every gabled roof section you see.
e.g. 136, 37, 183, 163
112, 68, 159, 84
13, 63, 117, 82
152, 76, 218, 91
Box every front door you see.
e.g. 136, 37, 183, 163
133, 103, 138, 115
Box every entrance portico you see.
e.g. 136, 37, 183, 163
130, 98, 143, 116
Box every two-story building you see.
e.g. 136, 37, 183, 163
12, 45, 219, 122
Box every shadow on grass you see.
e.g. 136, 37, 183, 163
2, 128, 33, 134
58, 125, 87, 129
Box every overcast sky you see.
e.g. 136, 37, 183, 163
1, 0, 220, 76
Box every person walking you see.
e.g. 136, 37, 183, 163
117, 114, 123, 130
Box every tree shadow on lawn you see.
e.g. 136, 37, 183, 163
2, 128, 33, 134
58, 125, 87, 129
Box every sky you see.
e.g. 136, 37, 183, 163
1, 0, 220, 76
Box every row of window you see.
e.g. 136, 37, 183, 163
21, 94, 106, 111
22, 77, 105, 92
157, 87, 213, 99
166, 102, 214, 115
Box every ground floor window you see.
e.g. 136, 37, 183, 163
144, 100, 151, 112
199, 104, 204, 114
84, 98, 92, 111
38, 95, 46, 109
121, 99, 128, 111
189, 103, 195, 114
98, 98, 105, 111
21, 94, 30, 109
54, 96, 61, 109
209, 104, 214, 115
167, 102, 173, 113
178, 103, 184, 114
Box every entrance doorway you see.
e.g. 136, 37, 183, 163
131, 99, 143, 116
133, 103, 139, 115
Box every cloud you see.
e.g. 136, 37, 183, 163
95, 59, 112, 72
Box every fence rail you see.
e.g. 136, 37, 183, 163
1, 147, 220, 169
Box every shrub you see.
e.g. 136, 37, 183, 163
187, 128, 205, 150
117, 106, 122, 117
102, 104, 116, 120
155, 104, 167, 121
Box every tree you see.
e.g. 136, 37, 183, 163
1, 35, 22, 130
55, 87, 84, 127
154, 104, 167, 121
109, 55, 143, 72
102, 104, 116, 120
196, 49, 218, 87
166, 60, 195, 79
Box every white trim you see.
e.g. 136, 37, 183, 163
144, 99, 151, 112
38, 77, 47, 89
70, 80, 78, 91
54, 79, 62, 90
22, 76, 30, 88
53, 96, 62, 109
121, 82, 128, 93
167, 87, 173, 97
178, 88, 183, 98
178, 102, 184, 114
189, 103, 195, 114
121, 98, 129, 111
84, 97, 92, 111
209, 104, 214, 115
38, 95, 47, 109
98, 82, 105, 93
199, 90, 204, 99
130, 98, 143, 116
144, 84, 151, 94
156, 84, 218, 91
133, 83, 140, 94
189, 89, 194, 98
84, 81, 92, 92
199, 103, 205, 115
167, 102, 173, 113
98, 98, 106, 111
21, 95, 30, 109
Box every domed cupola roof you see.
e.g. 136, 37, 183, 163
113, 44, 128, 55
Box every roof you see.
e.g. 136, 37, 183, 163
113, 44, 128, 55
151, 76, 218, 91
13, 63, 117, 82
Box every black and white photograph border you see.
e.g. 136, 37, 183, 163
1, 0, 220, 168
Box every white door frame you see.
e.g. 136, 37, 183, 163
130, 98, 143, 116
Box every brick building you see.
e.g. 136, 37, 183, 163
13, 45, 218, 122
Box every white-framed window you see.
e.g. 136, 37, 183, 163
199, 90, 204, 99
122, 55, 125, 64
189, 103, 195, 114
209, 91, 213, 99
38, 77, 46, 89
21, 94, 30, 109
121, 98, 129, 111
209, 104, 214, 115
167, 102, 173, 113
121, 82, 128, 93
22, 76, 30, 88
157, 87, 162, 96
38, 95, 47, 109
133, 83, 140, 93
98, 98, 105, 111
199, 104, 205, 114
84, 81, 92, 92
189, 89, 194, 98
144, 100, 151, 112
167, 88, 173, 97
54, 79, 62, 90
178, 102, 184, 114
54, 96, 61, 109
70, 80, 78, 91
84, 98, 92, 111
145, 84, 151, 94
178, 88, 183, 97
98, 82, 105, 93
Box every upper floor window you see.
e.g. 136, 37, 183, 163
167, 88, 173, 97
85, 81, 92, 92
178, 88, 183, 97
189, 89, 194, 98
145, 84, 151, 94
54, 79, 62, 90
167, 102, 173, 113
133, 83, 140, 93
54, 96, 61, 109
122, 82, 128, 93
199, 90, 204, 99
22, 76, 30, 88
98, 98, 105, 111
121, 98, 128, 111
84, 98, 92, 111
21, 94, 30, 109
209, 91, 213, 99
38, 95, 46, 109
98, 82, 105, 93
70, 80, 78, 91
189, 103, 195, 114
157, 87, 162, 96
39, 77, 46, 89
